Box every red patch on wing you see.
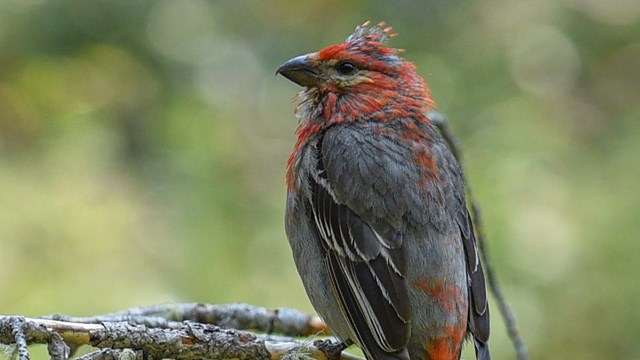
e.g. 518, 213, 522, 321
414, 146, 439, 187
413, 277, 465, 316
396, 119, 440, 188
412, 278, 468, 359
425, 324, 466, 360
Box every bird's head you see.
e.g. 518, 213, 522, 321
277, 21, 434, 123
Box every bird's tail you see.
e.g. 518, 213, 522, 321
474, 338, 491, 360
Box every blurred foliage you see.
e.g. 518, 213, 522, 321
0, 0, 638, 359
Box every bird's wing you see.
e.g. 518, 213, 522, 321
439, 119, 490, 358
456, 207, 491, 357
305, 128, 412, 357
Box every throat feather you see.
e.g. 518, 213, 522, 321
321, 90, 429, 126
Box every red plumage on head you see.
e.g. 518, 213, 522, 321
318, 21, 400, 65
284, 22, 437, 189
311, 22, 435, 125
345, 21, 398, 53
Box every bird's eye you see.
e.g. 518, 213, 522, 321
337, 62, 357, 75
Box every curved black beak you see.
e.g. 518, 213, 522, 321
276, 54, 318, 87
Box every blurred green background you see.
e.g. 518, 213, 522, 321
1, 0, 638, 359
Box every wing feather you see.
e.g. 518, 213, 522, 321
457, 210, 490, 343
308, 167, 411, 355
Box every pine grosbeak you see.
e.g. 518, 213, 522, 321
277, 22, 490, 360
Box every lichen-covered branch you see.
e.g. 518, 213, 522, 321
44, 303, 328, 337
0, 314, 361, 360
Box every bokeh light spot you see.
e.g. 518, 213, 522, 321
145, 0, 218, 64
509, 24, 581, 96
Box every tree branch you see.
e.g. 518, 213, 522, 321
44, 303, 328, 337
0, 310, 361, 360
430, 111, 530, 360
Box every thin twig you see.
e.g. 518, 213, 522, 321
430, 111, 529, 360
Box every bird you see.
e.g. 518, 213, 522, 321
276, 21, 490, 360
